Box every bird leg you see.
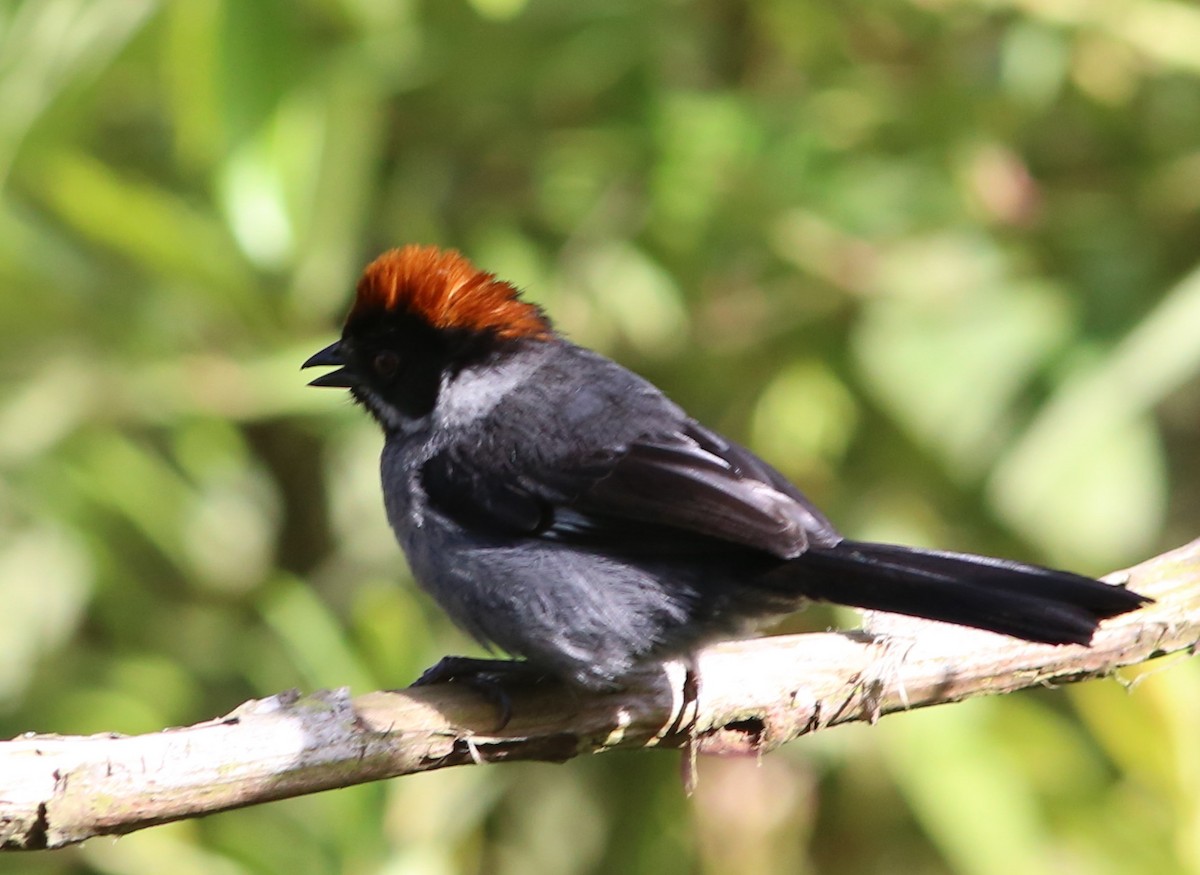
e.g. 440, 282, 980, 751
409, 655, 551, 729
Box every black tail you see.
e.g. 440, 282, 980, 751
793, 540, 1148, 644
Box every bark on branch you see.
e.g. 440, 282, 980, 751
3, 539, 1198, 851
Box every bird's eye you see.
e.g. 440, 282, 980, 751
373, 351, 400, 378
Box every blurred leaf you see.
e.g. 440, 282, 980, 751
259, 574, 375, 693
882, 702, 1060, 875
651, 92, 761, 250
1001, 22, 1069, 108
990, 412, 1165, 569
0, 525, 91, 704
82, 821, 250, 875
26, 149, 254, 301
0, 0, 156, 182
575, 241, 688, 357
990, 262, 1200, 566
66, 430, 196, 570
162, 0, 224, 172
750, 359, 858, 481
854, 248, 1072, 478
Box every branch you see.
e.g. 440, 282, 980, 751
4, 539, 1198, 851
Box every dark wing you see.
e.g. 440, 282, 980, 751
566, 423, 839, 558
420, 346, 839, 559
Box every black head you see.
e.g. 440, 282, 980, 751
303, 246, 552, 429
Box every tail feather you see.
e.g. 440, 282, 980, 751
792, 540, 1148, 645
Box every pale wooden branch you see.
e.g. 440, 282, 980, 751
3, 539, 1198, 851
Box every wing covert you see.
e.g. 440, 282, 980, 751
419, 344, 840, 558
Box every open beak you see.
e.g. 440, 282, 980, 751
302, 341, 354, 388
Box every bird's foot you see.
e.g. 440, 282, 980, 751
410, 655, 550, 729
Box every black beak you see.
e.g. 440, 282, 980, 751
302, 341, 354, 388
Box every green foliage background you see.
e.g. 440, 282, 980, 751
3, 0, 1200, 872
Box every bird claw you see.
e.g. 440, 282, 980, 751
410, 656, 549, 730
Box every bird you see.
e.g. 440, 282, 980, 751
303, 245, 1147, 695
